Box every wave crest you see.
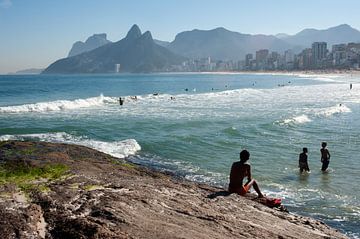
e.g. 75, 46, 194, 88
278, 114, 312, 125
316, 104, 351, 117
0, 94, 117, 113
0, 132, 141, 159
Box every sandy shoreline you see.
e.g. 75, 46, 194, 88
191, 69, 360, 78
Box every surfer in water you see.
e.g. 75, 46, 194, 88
299, 147, 310, 173
228, 150, 264, 198
320, 142, 331, 172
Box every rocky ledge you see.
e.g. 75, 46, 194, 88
0, 141, 347, 239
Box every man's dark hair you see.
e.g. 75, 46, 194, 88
303, 147, 308, 153
240, 150, 250, 162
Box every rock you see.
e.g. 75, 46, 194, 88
68, 33, 111, 57
0, 141, 348, 238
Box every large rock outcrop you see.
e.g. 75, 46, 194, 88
0, 141, 347, 238
68, 33, 111, 57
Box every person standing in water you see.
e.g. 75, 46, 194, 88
119, 97, 124, 106
299, 147, 310, 173
228, 150, 264, 198
320, 142, 331, 171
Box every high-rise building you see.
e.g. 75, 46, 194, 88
298, 48, 312, 69
332, 44, 347, 66
284, 49, 294, 69
284, 50, 294, 63
256, 49, 269, 69
245, 54, 253, 69
115, 64, 121, 73
312, 42, 327, 67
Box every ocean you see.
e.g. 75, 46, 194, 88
0, 73, 359, 238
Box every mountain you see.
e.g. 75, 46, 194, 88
43, 25, 186, 74
15, 68, 44, 74
167, 27, 293, 60
154, 39, 170, 47
281, 24, 360, 48
275, 33, 291, 39
68, 33, 111, 57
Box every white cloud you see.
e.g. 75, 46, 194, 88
0, 0, 12, 8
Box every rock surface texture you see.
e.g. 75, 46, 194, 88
0, 141, 347, 239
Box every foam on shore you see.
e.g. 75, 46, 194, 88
0, 132, 141, 158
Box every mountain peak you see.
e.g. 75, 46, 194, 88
326, 24, 352, 31
214, 27, 227, 31
140, 31, 153, 41
68, 33, 111, 57
91, 33, 107, 39
85, 33, 109, 44
126, 24, 142, 40
335, 23, 351, 29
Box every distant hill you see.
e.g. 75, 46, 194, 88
275, 33, 291, 39
43, 25, 186, 74
68, 33, 111, 57
154, 39, 170, 47
15, 68, 44, 74
280, 24, 360, 48
167, 27, 293, 60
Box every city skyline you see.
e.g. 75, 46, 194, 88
1, 0, 360, 73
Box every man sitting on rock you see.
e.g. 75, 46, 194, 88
228, 150, 264, 198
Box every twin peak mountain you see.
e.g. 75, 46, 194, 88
43, 23, 360, 74
43, 25, 185, 74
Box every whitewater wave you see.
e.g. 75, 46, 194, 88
0, 132, 141, 158
278, 114, 312, 125
0, 94, 118, 113
277, 104, 351, 126
315, 104, 351, 117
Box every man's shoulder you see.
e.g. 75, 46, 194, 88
232, 161, 249, 168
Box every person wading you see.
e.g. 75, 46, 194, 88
320, 142, 331, 172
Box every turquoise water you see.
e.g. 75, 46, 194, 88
0, 73, 359, 238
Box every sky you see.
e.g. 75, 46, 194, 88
1, 0, 360, 74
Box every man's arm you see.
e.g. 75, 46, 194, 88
246, 164, 252, 183
320, 149, 323, 162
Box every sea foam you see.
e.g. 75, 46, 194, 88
0, 132, 141, 158
315, 104, 351, 117
0, 94, 118, 113
278, 114, 312, 125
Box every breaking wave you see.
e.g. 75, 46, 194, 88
315, 104, 351, 117
277, 114, 312, 125
0, 132, 141, 158
0, 94, 118, 113
277, 104, 351, 126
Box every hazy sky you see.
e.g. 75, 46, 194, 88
1, 0, 360, 74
